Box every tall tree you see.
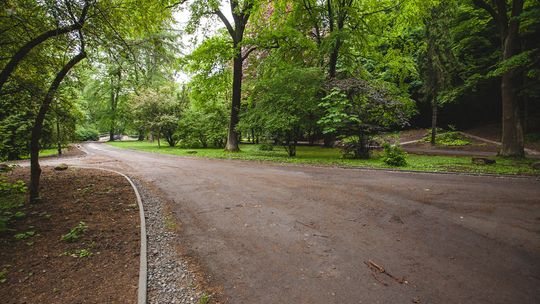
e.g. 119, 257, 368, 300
473, 0, 525, 157
421, 2, 460, 145
30, 50, 87, 201
187, 0, 256, 151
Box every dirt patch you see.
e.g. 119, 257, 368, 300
465, 124, 501, 142
44, 144, 86, 159
398, 129, 428, 142
466, 124, 540, 152
0, 167, 140, 304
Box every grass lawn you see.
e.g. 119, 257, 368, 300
18, 148, 60, 160
38, 148, 59, 157
107, 141, 540, 176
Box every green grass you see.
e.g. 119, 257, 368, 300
38, 148, 59, 157
19, 148, 60, 160
107, 141, 540, 176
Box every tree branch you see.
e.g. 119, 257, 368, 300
0, 0, 90, 94
472, 0, 500, 23
511, 0, 524, 17
166, 0, 188, 9
215, 8, 235, 38
242, 46, 257, 60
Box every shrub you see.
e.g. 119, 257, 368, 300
338, 136, 380, 159
382, 143, 407, 167
425, 131, 470, 146
75, 127, 99, 141
258, 143, 274, 151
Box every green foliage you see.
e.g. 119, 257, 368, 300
178, 103, 228, 149
75, 127, 99, 141
132, 85, 185, 147
319, 81, 413, 158
60, 221, 88, 243
0, 177, 27, 232
179, 38, 232, 149
199, 293, 211, 304
424, 131, 471, 146
418, 1, 461, 107
14, 230, 35, 240
61, 248, 93, 258
0, 269, 6, 283
0, 178, 26, 195
381, 143, 407, 167
239, 65, 324, 156
258, 143, 274, 151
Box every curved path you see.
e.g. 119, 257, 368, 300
41, 143, 540, 303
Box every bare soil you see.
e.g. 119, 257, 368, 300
397, 129, 428, 142
0, 167, 139, 304
43, 144, 87, 159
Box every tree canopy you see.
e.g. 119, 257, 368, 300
1, 0, 540, 198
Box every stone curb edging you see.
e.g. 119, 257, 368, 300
73, 166, 147, 304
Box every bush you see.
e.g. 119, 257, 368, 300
338, 136, 378, 159
382, 143, 407, 166
425, 131, 470, 146
177, 106, 228, 149
75, 127, 99, 141
258, 143, 274, 151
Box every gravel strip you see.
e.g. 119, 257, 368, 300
132, 178, 204, 304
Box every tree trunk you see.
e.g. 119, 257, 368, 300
29, 52, 86, 201
225, 53, 242, 151
108, 72, 120, 142
499, 2, 524, 157
288, 144, 296, 157
431, 100, 438, 145
500, 69, 524, 157
328, 41, 340, 78
356, 134, 370, 159
323, 134, 335, 147
56, 118, 62, 155
0, 26, 81, 94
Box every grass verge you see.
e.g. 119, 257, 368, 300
18, 148, 60, 159
108, 141, 540, 176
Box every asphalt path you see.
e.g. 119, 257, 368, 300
38, 143, 540, 303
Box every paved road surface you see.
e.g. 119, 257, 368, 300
40, 143, 540, 303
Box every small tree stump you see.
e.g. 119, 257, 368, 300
472, 157, 496, 165
54, 163, 69, 171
